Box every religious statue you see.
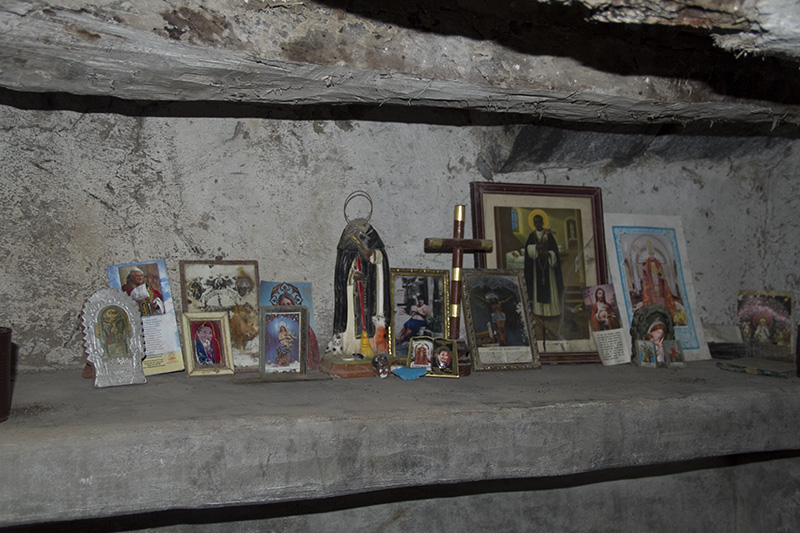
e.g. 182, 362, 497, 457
332, 191, 391, 357
629, 304, 674, 365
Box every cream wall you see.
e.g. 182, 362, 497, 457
1, 105, 798, 368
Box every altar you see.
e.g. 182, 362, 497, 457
1, 361, 798, 531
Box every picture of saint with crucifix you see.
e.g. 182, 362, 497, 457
461, 269, 539, 370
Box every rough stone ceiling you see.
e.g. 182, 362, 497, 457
0, 0, 799, 126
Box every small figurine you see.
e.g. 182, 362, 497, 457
372, 354, 390, 379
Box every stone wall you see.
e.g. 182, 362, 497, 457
1, 102, 798, 369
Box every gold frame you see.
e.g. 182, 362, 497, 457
181, 311, 235, 376
462, 269, 540, 371
389, 268, 450, 358
407, 335, 459, 378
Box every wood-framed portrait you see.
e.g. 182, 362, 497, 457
470, 182, 607, 363
81, 288, 147, 388
389, 268, 450, 358
179, 260, 260, 370
462, 269, 540, 371
180, 311, 234, 376
259, 305, 308, 379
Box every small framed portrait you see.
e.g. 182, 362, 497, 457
389, 268, 450, 358
429, 338, 459, 378
259, 305, 308, 378
664, 339, 685, 368
181, 312, 234, 376
470, 182, 607, 363
81, 288, 147, 388
408, 336, 435, 370
635, 340, 657, 368
461, 269, 540, 371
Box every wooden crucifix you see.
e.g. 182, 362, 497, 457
424, 205, 493, 340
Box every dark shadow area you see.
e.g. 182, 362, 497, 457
3, 88, 799, 141
6, 449, 799, 532
0, 87, 533, 127
5, 86, 798, 175
497, 120, 800, 172
308, 0, 800, 105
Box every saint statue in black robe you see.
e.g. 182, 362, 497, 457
332, 213, 391, 357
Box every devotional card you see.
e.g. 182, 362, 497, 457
737, 290, 793, 359
259, 305, 308, 379
259, 281, 316, 331
107, 259, 184, 375
604, 214, 709, 361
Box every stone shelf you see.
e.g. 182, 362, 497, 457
1, 361, 799, 528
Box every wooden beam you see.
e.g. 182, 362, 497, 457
0, 2, 798, 126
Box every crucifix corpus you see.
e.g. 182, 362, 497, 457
424, 205, 493, 341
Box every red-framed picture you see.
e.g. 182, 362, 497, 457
470, 182, 607, 363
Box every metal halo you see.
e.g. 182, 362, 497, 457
343, 190, 373, 224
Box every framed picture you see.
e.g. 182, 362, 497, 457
430, 337, 459, 378
389, 268, 450, 358
179, 260, 260, 370
635, 340, 657, 368
408, 336, 434, 370
180, 312, 235, 376
470, 182, 607, 363
259, 305, 308, 379
406, 336, 459, 378
81, 288, 147, 388
604, 214, 710, 361
664, 340, 685, 368
108, 259, 184, 375
737, 290, 793, 359
462, 269, 540, 371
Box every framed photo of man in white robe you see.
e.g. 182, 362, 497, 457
470, 182, 608, 363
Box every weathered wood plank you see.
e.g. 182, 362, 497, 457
0, 2, 798, 125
